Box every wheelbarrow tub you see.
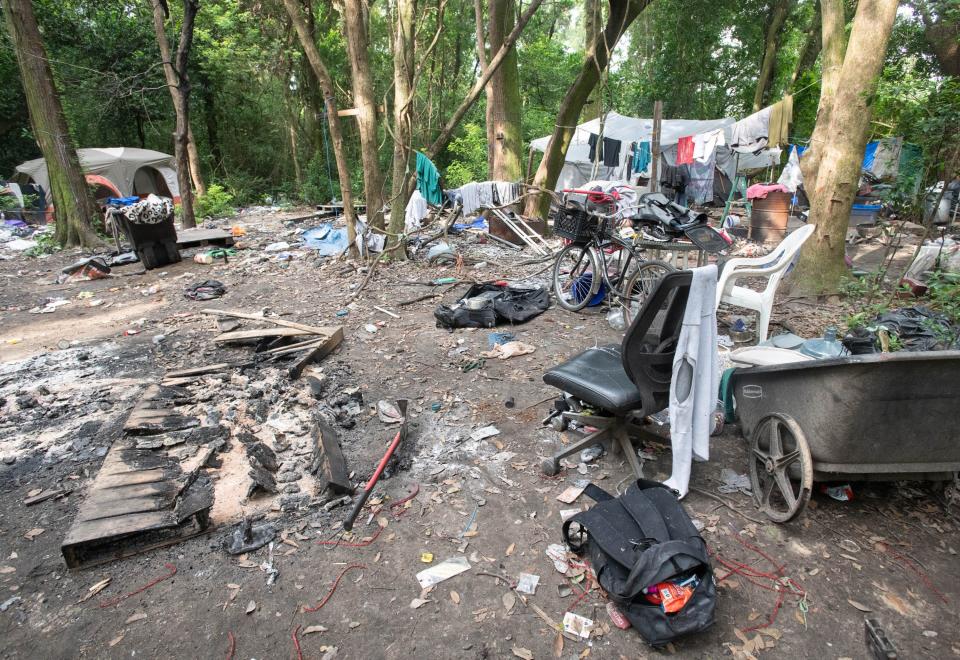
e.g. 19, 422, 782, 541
731, 350, 960, 478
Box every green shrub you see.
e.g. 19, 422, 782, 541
194, 184, 236, 219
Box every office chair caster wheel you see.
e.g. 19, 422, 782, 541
541, 458, 560, 476
549, 415, 568, 432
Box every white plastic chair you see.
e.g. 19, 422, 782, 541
715, 223, 816, 342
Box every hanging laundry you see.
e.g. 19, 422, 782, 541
692, 129, 726, 164
588, 133, 602, 163
729, 106, 772, 153
458, 182, 481, 216
676, 136, 695, 165
493, 181, 519, 206
777, 145, 803, 192
687, 154, 716, 205
602, 137, 621, 167
767, 95, 793, 147
632, 141, 651, 174
404, 190, 429, 232
415, 152, 443, 205
869, 137, 903, 180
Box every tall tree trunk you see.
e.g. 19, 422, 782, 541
150, 0, 200, 228
524, 0, 651, 218
752, 0, 795, 111
342, 0, 386, 231
2, 0, 101, 247
799, 0, 846, 194
792, 0, 900, 294
151, 0, 205, 196
389, 0, 416, 249
582, 0, 603, 120
485, 0, 523, 180
423, 0, 543, 159
787, 1, 821, 91
197, 69, 224, 174
281, 0, 358, 253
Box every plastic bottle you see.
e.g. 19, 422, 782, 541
193, 252, 214, 264
799, 325, 845, 359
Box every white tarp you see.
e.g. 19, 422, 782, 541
531, 111, 782, 191
13, 147, 180, 203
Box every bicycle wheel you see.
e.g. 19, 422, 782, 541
553, 243, 601, 311
621, 259, 676, 325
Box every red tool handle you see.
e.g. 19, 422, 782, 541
343, 429, 402, 531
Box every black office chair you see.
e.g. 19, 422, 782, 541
541, 270, 692, 477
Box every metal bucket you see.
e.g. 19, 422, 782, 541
749, 191, 791, 243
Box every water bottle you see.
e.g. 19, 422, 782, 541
799, 325, 844, 359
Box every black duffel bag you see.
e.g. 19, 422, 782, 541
562, 480, 716, 647
434, 282, 549, 329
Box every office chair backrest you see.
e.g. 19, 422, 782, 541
620, 270, 692, 411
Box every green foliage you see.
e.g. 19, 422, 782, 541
23, 230, 61, 257
193, 184, 235, 219
925, 271, 960, 346
445, 123, 488, 187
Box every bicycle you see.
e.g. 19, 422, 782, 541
551, 189, 675, 325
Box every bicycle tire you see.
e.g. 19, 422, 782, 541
620, 259, 676, 325
552, 243, 601, 312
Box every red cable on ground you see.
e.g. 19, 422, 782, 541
877, 542, 949, 604
291, 625, 303, 660
709, 535, 807, 633
302, 564, 367, 613
98, 563, 178, 608
388, 483, 420, 518
225, 631, 236, 660
316, 525, 383, 548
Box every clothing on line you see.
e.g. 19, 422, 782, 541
729, 105, 772, 153
632, 141, 651, 174
415, 151, 444, 205
767, 95, 793, 148
692, 129, 726, 164
676, 136, 695, 165
587, 133, 623, 167
404, 189, 429, 232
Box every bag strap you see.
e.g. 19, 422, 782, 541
583, 483, 615, 502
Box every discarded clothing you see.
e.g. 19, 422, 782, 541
767, 95, 793, 147
692, 129, 725, 164
664, 265, 718, 498
415, 151, 443, 205
434, 282, 550, 329
746, 183, 790, 200
184, 280, 226, 301
728, 106, 772, 153
405, 190, 429, 232
582, 179, 639, 219
842, 306, 957, 354
676, 136, 695, 165
588, 133, 601, 163
632, 141, 651, 174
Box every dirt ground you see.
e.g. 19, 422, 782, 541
1, 209, 957, 660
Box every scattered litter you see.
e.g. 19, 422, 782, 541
78, 577, 111, 603
838, 539, 862, 554
719, 468, 751, 495
546, 543, 572, 574
420, 552, 434, 563
58, 257, 111, 284
303, 625, 328, 634
556, 481, 589, 504
226, 519, 276, 555
184, 280, 226, 301
822, 484, 854, 501
0, 596, 22, 612
487, 332, 515, 348
516, 573, 540, 595
559, 508, 581, 522
377, 400, 403, 424
470, 425, 500, 442
563, 611, 595, 639
415, 556, 471, 588
246, 600, 257, 614
364, 324, 378, 334
580, 445, 603, 463
23, 528, 44, 540
606, 602, 631, 629
28, 299, 69, 314
480, 341, 536, 360
264, 241, 291, 252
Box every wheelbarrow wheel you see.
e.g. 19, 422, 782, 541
749, 413, 812, 523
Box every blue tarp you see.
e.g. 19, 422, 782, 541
302, 223, 350, 256
793, 141, 882, 172
453, 216, 488, 232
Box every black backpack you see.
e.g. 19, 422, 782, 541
434, 283, 550, 329
562, 480, 716, 647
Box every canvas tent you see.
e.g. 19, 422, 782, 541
13, 148, 180, 205
529, 111, 782, 191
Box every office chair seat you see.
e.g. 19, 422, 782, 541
543, 345, 644, 414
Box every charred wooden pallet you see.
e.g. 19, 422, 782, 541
124, 384, 200, 435
61, 437, 216, 569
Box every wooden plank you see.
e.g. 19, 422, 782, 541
309, 420, 353, 495
200, 308, 341, 337
287, 330, 342, 379
24, 488, 68, 506
214, 327, 312, 342
163, 363, 240, 378
176, 228, 234, 247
